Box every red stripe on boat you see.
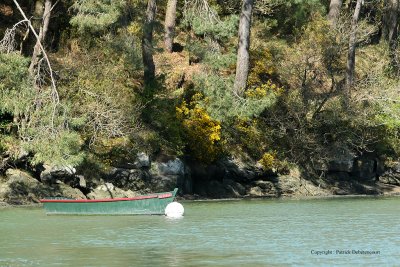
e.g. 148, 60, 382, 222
40, 193, 173, 203
158, 193, 173, 199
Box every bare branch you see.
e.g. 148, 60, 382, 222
0, 19, 27, 53
12, 0, 59, 106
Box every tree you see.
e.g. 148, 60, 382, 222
233, 0, 254, 96
328, 0, 342, 27
142, 0, 157, 83
345, 0, 363, 93
29, 0, 51, 76
32, 0, 44, 29
382, 0, 399, 72
164, 0, 177, 53
382, 0, 399, 44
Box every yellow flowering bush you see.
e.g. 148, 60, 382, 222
245, 80, 283, 99
248, 49, 276, 87
258, 152, 277, 170
176, 94, 223, 162
127, 21, 142, 37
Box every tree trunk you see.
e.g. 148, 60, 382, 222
233, 0, 254, 96
345, 0, 362, 94
164, 0, 177, 53
382, 0, 399, 44
32, 0, 44, 31
142, 0, 157, 83
29, 0, 51, 76
327, 0, 342, 27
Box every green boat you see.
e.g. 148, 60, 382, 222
40, 188, 178, 215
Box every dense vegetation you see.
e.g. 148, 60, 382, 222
1, 0, 399, 180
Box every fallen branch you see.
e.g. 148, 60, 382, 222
12, 0, 60, 131
12, 0, 59, 105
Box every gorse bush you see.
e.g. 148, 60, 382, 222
176, 94, 223, 162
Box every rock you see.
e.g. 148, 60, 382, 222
255, 180, 274, 191
146, 158, 189, 192
87, 183, 138, 199
247, 180, 277, 197
56, 181, 86, 199
327, 160, 354, 173
313, 160, 329, 172
376, 159, 386, 176
156, 158, 184, 176
108, 167, 130, 178
393, 162, 400, 173
17, 148, 29, 161
40, 164, 77, 184
189, 158, 260, 183
107, 168, 150, 191
276, 168, 331, 197
78, 175, 87, 188
352, 159, 376, 181
134, 152, 151, 168
379, 176, 400, 185
223, 179, 246, 196
5, 169, 40, 188
127, 170, 150, 190
248, 186, 264, 197
150, 175, 179, 192
97, 182, 115, 192
50, 165, 76, 176
181, 165, 193, 194
326, 172, 350, 181
1, 169, 85, 204
219, 158, 259, 182
313, 143, 356, 173
0, 169, 39, 204
333, 187, 349, 195
206, 180, 226, 198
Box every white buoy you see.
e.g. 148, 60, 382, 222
165, 202, 184, 218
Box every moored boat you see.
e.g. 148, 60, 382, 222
40, 188, 178, 215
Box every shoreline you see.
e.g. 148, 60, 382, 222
2, 193, 399, 209
178, 192, 400, 202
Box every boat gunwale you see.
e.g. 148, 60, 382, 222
40, 192, 173, 203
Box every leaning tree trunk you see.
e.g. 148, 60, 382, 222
382, 0, 399, 72
328, 0, 343, 27
382, 0, 399, 44
29, 0, 51, 76
345, 0, 362, 96
164, 0, 177, 53
32, 0, 45, 31
142, 0, 157, 83
233, 0, 254, 96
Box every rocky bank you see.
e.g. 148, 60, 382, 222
1, 152, 400, 205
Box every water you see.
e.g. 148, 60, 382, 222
1, 197, 399, 266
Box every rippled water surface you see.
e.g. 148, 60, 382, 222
1, 197, 399, 266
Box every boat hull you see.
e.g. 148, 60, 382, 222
41, 188, 178, 215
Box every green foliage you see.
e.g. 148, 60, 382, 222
57, 37, 142, 146
25, 130, 84, 166
183, 1, 238, 41
264, 0, 326, 37
191, 14, 238, 41
0, 53, 33, 115
0, 53, 84, 166
193, 74, 277, 122
2, 0, 400, 183
70, 0, 127, 32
